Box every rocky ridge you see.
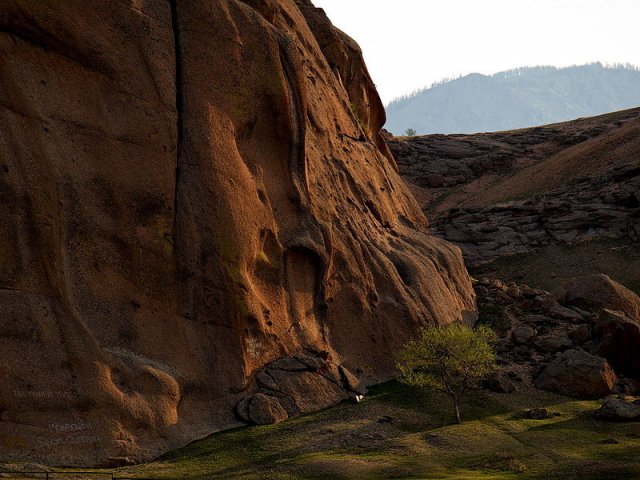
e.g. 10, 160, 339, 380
388, 108, 640, 267
439, 163, 640, 266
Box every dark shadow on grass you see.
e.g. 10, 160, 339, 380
523, 410, 621, 433
532, 452, 640, 480
137, 381, 499, 479
369, 380, 520, 425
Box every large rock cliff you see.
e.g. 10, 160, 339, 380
0, 0, 475, 466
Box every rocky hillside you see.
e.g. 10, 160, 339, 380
0, 0, 475, 466
471, 272, 640, 430
389, 108, 640, 286
386, 63, 640, 135
477, 274, 640, 401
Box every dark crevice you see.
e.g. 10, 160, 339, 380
340, 132, 367, 143
0, 22, 113, 78
170, 0, 184, 237
0, 102, 43, 123
0, 286, 57, 298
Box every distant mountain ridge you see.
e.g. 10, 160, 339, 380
385, 63, 640, 135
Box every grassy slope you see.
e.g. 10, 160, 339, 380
120, 385, 640, 480
474, 238, 640, 296
467, 117, 640, 208
12, 383, 634, 480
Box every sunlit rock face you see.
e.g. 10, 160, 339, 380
0, 0, 475, 466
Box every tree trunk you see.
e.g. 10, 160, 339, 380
453, 399, 462, 424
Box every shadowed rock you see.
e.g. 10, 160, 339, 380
247, 393, 289, 425
595, 396, 640, 422
535, 349, 617, 399
593, 309, 640, 379
559, 275, 640, 321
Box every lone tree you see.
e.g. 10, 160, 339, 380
397, 324, 497, 423
404, 128, 417, 137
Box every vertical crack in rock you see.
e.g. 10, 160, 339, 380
170, 0, 184, 236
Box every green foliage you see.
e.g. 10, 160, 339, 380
257, 251, 270, 265
397, 324, 497, 423
404, 128, 416, 137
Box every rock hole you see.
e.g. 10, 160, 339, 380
390, 254, 415, 287
284, 247, 326, 345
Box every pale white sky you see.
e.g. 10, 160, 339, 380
312, 0, 640, 104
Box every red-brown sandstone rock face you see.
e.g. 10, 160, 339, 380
0, 0, 475, 466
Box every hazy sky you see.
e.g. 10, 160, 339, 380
312, 0, 640, 104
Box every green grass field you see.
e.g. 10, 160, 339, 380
4, 382, 639, 479
99, 382, 640, 480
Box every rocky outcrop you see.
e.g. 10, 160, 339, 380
525, 408, 550, 420
593, 310, 640, 379
435, 165, 640, 266
236, 352, 365, 425
388, 109, 640, 267
475, 275, 640, 399
0, 0, 475, 466
296, 1, 394, 164
389, 109, 640, 211
558, 274, 640, 321
391, 119, 625, 191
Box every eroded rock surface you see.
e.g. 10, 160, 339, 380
435, 165, 640, 266
0, 0, 475, 466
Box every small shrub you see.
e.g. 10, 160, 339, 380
397, 323, 497, 423
257, 251, 270, 264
